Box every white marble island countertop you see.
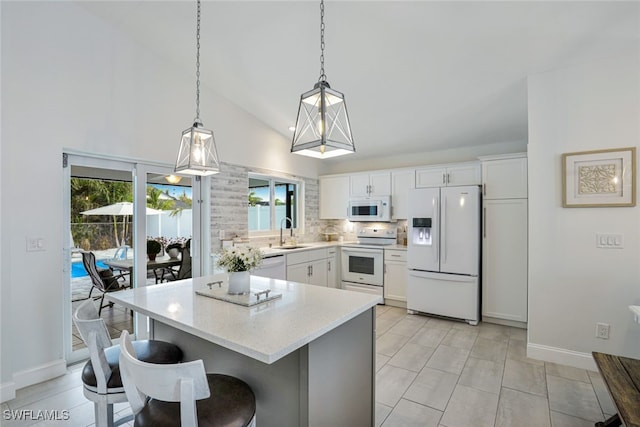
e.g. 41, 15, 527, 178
107, 274, 382, 364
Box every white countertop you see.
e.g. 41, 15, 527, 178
258, 240, 407, 256
106, 274, 382, 364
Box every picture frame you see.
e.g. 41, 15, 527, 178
562, 147, 636, 207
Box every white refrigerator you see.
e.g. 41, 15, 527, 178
407, 186, 481, 325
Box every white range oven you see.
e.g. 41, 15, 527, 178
341, 227, 397, 297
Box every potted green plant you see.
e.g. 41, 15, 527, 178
216, 246, 263, 294
146, 239, 162, 261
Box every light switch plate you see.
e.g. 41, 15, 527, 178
26, 236, 45, 252
596, 233, 623, 249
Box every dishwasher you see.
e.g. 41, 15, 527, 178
252, 254, 286, 280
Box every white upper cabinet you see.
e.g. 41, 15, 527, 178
350, 172, 391, 197
319, 175, 350, 219
415, 162, 481, 188
391, 169, 415, 220
481, 155, 528, 199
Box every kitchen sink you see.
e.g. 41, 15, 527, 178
273, 244, 310, 250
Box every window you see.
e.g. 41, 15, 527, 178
248, 173, 302, 233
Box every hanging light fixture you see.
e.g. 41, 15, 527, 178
291, 0, 355, 159
175, 0, 220, 176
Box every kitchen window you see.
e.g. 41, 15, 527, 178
248, 173, 302, 233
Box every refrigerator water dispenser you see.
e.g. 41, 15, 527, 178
412, 218, 432, 245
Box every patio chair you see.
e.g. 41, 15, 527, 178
81, 251, 130, 315
119, 330, 256, 427
109, 245, 131, 279
73, 299, 183, 427
161, 247, 192, 282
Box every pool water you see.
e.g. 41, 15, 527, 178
71, 260, 108, 278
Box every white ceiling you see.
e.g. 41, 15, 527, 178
79, 1, 639, 163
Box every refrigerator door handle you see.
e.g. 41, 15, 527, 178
441, 195, 447, 264
483, 207, 487, 238
433, 196, 439, 265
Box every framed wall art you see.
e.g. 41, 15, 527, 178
562, 147, 636, 207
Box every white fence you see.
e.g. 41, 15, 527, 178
147, 209, 193, 240
249, 205, 292, 231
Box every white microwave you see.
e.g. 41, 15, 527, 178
348, 196, 391, 222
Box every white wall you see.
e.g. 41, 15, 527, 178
0, 1, 319, 399
319, 141, 526, 175
527, 51, 640, 369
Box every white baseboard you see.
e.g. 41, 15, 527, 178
0, 381, 16, 403
13, 359, 67, 390
482, 316, 527, 329
527, 342, 597, 371
384, 299, 407, 309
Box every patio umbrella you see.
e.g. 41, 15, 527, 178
80, 202, 164, 249
81, 202, 163, 216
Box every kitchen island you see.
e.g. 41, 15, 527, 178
107, 274, 382, 427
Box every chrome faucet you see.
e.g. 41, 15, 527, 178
280, 217, 293, 246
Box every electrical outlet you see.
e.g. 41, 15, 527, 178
596, 323, 610, 340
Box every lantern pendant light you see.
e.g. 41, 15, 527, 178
291, 0, 355, 159
175, 0, 220, 176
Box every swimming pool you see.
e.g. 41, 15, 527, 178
71, 260, 108, 278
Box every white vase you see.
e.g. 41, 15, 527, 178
167, 248, 180, 259
228, 271, 250, 294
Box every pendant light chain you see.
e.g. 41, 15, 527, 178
175, 0, 220, 176
195, 0, 202, 123
319, 0, 326, 83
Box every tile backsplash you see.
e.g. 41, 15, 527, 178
209, 163, 407, 251
209, 162, 320, 250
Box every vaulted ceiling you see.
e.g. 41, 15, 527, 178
80, 1, 639, 163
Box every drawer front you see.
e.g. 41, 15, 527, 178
384, 249, 407, 262
286, 248, 328, 265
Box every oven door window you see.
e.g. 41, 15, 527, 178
349, 255, 375, 275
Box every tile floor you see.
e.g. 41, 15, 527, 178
374, 306, 614, 427
2, 305, 615, 426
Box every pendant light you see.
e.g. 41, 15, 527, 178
175, 0, 220, 176
291, 0, 355, 159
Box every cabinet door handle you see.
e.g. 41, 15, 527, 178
442, 173, 446, 184
483, 207, 487, 238
447, 173, 450, 184
384, 263, 387, 274
310, 265, 313, 276
328, 261, 331, 272
391, 254, 401, 257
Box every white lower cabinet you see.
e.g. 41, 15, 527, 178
384, 249, 407, 306
286, 248, 329, 287
482, 199, 528, 323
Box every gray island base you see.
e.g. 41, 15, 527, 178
107, 274, 381, 427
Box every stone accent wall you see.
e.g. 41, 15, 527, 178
209, 162, 320, 250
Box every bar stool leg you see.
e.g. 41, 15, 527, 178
93, 400, 113, 427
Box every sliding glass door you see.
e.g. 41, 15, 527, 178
63, 154, 206, 363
